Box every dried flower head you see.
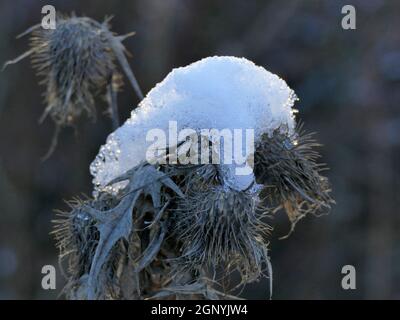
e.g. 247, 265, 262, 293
172, 165, 272, 285
54, 57, 334, 300
254, 122, 333, 237
4, 13, 143, 158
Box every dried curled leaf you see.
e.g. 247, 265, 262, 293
54, 163, 184, 299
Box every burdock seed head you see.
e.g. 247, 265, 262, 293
254, 122, 334, 237
172, 165, 272, 285
4, 13, 143, 158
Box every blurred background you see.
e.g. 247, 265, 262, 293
0, 0, 399, 299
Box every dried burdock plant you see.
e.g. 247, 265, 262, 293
254, 122, 333, 237
4, 13, 143, 159
172, 165, 271, 285
54, 56, 334, 300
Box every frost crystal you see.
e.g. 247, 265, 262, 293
90, 56, 298, 194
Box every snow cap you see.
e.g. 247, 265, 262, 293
90, 56, 297, 193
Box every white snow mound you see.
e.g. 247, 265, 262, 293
90, 56, 297, 194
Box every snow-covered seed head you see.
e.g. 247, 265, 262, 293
90, 56, 298, 194
90, 55, 332, 269
79, 56, 333, 297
